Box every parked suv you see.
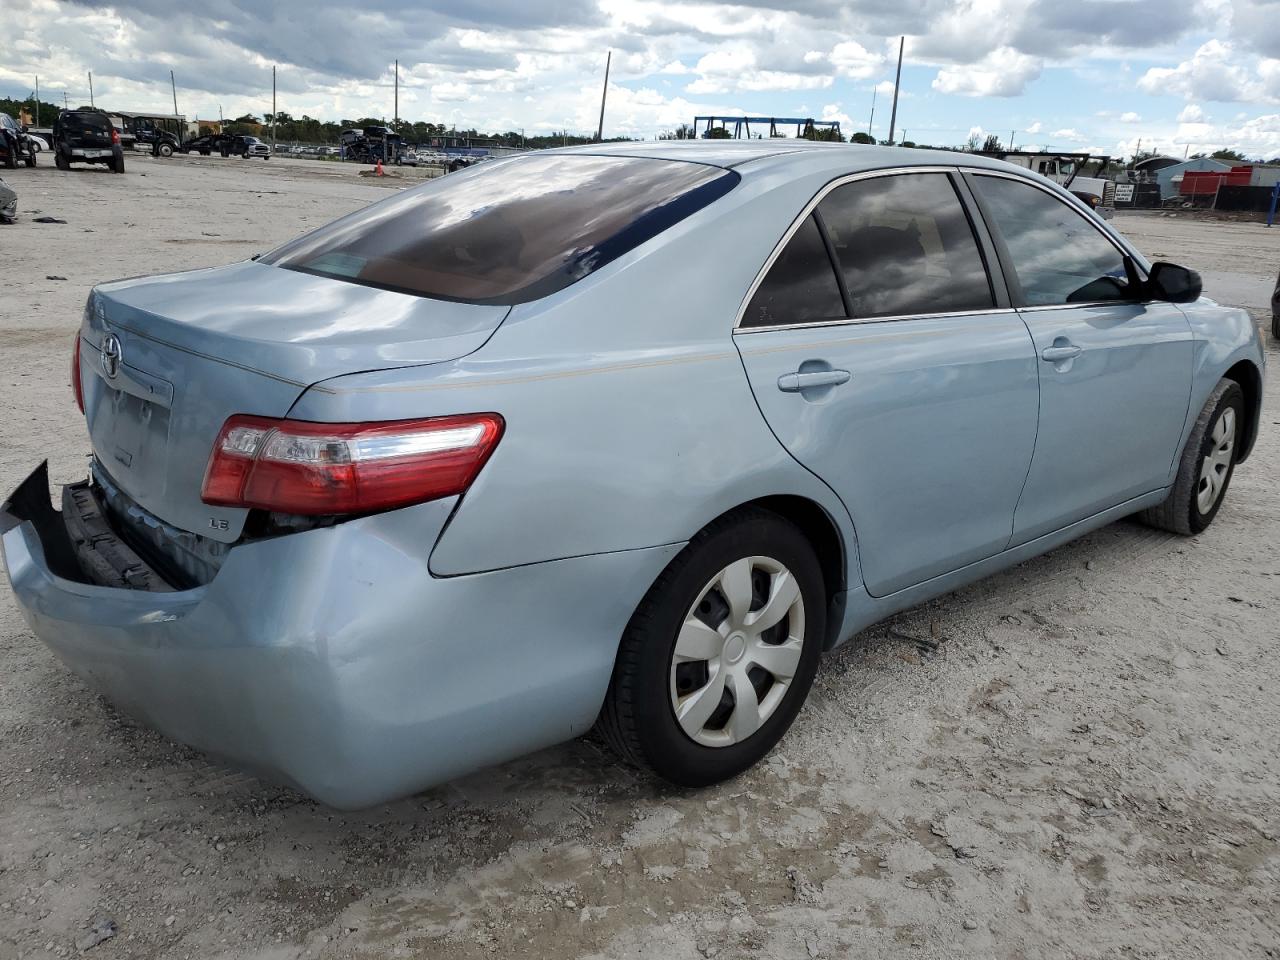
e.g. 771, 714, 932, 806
230, 136, 271, 159
53, 109, 125, 173
0, 113, 37, 169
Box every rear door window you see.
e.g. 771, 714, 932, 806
972, 175, 1135, 306
816, 172, 995, 320
263, 155, 739, 305
741, 215, 845, 328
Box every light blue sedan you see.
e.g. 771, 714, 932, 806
0, 142, 1265, 807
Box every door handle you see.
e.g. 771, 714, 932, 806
778, 369, 851, 393
1040, 343, 1083, 363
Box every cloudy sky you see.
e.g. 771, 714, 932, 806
2, 0, 1279, 157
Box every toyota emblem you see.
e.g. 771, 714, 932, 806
100, 334, 122, 379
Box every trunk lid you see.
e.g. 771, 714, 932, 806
82, 260, 508, 543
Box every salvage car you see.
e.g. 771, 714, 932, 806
181, 133, 233, 156
0, 175, 15, 223
52, 109, 125, 173
0, 142, 1265, 808
0, 112, 37, 168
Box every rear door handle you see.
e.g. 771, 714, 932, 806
1040, 344, 1083, 362
777, 369, 851, 393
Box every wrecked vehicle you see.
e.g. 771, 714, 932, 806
0, 176, 15, 222
1, 112, 37, 168
0, 142, 1266, 808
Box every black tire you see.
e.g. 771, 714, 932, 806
1139, 379, 1244, 535
597, 507, 825, 787
112, 153, 125, 174
55, 150, 69, 171
201, 149, 210, 156
3, 149, 15, 170
24, 149, 36, 167
158, 142, 173, 158
1272, 314, 1279, 341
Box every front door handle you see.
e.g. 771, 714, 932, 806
777, 369, 851, 393
1040, 343, 1083, 363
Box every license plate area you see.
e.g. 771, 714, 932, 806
85, 363, 174, 505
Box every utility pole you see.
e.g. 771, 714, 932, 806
34, 75, 39, 127
867, 85, 876, 137
271, 65, 277, 150
1134, 137, 1141, 162
1010, 129, 1015, 150
596, 50, 611, 142
63, 92, 69, 110
394, 60, 399, 132
887, 36, 903, 145
88, 71, 94, 108
170, 70, 179, 119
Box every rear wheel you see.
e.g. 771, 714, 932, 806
158, 142, 173, 158
24, 148, 36, 167
598, 508, 825, 787
1139, 379, 1243, 535
3, 149, 15, 169
111, 153, 125, 174
1272, 314, 1279, 341
55, 150, 69, 171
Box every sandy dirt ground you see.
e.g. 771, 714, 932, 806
1, 156, 1277, 960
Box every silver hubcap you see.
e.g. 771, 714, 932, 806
669, 556, 806, 748
1197, 407, 1236, 514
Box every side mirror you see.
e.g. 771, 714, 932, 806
1147, 261, 1202, 303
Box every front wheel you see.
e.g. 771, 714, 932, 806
597, 508, 825, 787
1139, 378, 1244, 535
158, 142, 173, 158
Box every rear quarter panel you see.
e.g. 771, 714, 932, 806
288, 164, 862, 583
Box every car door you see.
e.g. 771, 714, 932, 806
966, 172, 1194, 545
735, 169, 1040, 597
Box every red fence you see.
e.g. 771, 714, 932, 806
1180, 165, 1253, 196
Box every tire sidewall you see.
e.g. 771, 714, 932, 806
627, 514, 825, 786
1186, 383, 1244, 533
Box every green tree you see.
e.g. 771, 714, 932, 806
850, 131, 875, 144
1211, 148, 1247, 162
981, 133, 1002, 152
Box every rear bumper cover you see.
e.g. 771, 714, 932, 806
1, 463, 681, 808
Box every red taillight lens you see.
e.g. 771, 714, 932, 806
112, 129, 120, 144
72, 335, 84, 412
201, 413, 504, 515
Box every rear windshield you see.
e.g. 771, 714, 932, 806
261, 155, 739, 304
61, 112, 112, 135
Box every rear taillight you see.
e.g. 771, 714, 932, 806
201, 413, 504, 515
111, 129, 120, 145
72, 335, 84, 412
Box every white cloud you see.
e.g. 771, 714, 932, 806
1137, 40, 1264, 102
685, 48, 833, 95
1119, 111, 1141, 122
830, 40, 883, 80
1026, 120, 1043, 134
1051, 127, 1087, 141
1177, 103, 1205, 122
931, 47, 1042, 97
431, 81, 469, 103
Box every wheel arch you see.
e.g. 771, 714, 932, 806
698, 494, 851, 649
1223, 359, 1262, 463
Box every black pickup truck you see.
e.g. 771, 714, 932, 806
53, 109, 125, 173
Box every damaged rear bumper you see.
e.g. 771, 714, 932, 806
1, 463, 681, 808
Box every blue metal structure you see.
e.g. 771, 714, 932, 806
693, 116, 843, 140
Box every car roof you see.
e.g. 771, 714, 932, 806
536, 139, 1022, 177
